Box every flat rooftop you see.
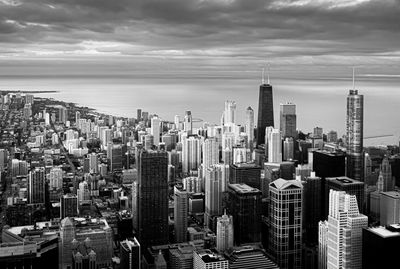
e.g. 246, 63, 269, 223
229, 183, 261, 194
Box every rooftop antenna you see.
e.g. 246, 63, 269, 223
352, 66, 356, 90
262, 67, 265, 84
267, 62, 271, 84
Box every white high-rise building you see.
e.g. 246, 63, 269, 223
224, 100, 236, 125
216, 212, 234, 252
49, 167, 63, 189
77, 181, 91, 203
182, 135, 202, 174
151, 116, 161, 146
174, 186, 188, 243
268, 128, 282, 163
174, 115, 181, 130
204, 165, 224, 226
245, 106, 254, 150
202, 137, 219, 177
233, 146, 247, 164
319, 190, 368, 269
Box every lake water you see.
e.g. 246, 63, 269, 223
1, 73, 399, 146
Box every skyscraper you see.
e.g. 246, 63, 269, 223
346, 89, 364, 182
28, 167, 46, 204
380, 157, 395, 192
174, 186, 188, 243
280, 102, 296, 138
283, 137, 294, 161
325, 176, 365, 217
268, 178, 303, 269
120, 238, 141, 269
319, 190, 367, 269
182, 135, 202, 174
216, 212, 234, 252
151, 116, 161, 146
229, 162, 261, 189
257, 72, 274, 145
133, 150, 169, 247
202, 137, 219, 177
303, 172, 322, 246
268, 128, 282, 163
183, 110, 193, 134
228, 183, 262, 245
380, 191, 400, 225
60, 193, 78, 219
204, 165, 224, 227
224, 100, 236, 124
137, 109, 142, 122
245, 106, 254, 150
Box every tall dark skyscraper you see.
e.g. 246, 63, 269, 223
228, 183, 262, 245
133, 150, 169, 247
229, 162, 262, 189
346, 89, 364, 182
257, 72, 274, 146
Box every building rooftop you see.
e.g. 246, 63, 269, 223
196, 249, 226, 263
369, 225, 400, 238
270, 178, 302, 190
381, 191, 400, 199
326, 176, 363, 185
229, 183, 261, 194
232, 162, 261, 169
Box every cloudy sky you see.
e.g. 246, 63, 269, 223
1, 0, 399, 75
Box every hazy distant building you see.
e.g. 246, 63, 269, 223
283, 137, 294, 161
280, 103, 296, 138
346, 89, 364, 182
184, 110, 193, 134
151, 116, 161, 146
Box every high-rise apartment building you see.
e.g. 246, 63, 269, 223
183, 110, 193, 134
182, 135, 202, 175
224, 100, 236, 124
151, 116, 161, 146
202, 137, 219, 177
120, 237, 141, 269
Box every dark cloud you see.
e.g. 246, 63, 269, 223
0, 0, 399, 69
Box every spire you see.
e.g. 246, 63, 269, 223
352, 66, 355, 90
267, 62, 270, 84
262, 68, 265, 84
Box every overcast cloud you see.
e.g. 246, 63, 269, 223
0, 0, 399, 74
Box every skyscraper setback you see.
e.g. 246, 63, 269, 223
257, 72, 274, 145
346, 89, 364, 182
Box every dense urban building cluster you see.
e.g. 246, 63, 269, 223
1, 77, 400, 269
